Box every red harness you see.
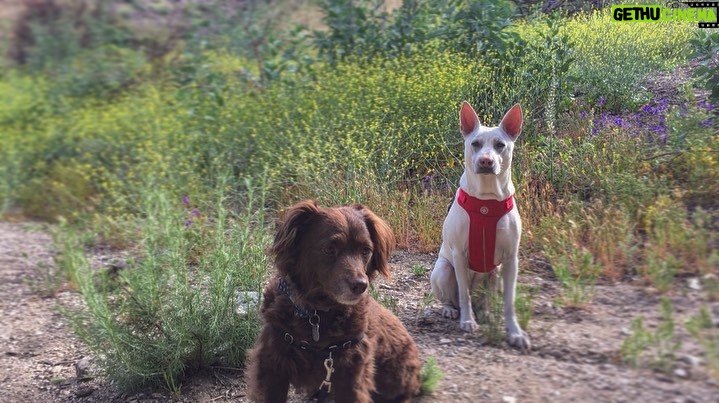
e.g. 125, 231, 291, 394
456, 188, 514, 273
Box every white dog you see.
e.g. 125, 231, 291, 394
430, 101, 530, 351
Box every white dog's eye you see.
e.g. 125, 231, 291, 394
495, 142, 506, 150
471, 140, 482, 148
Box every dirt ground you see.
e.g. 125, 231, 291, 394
1, 221, 718, 402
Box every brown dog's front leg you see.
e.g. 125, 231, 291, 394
246, 346, 290, 403
331, 362, 373, 403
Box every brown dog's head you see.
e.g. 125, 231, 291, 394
269, 200, 395, 306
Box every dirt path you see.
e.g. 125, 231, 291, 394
1, 221, 718, 402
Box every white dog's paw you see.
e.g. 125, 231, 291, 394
441, 305, 459, 319
507, 329, 531, 352
460, 319, 479, 333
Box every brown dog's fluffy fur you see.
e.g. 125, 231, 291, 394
246, 200, 421, 402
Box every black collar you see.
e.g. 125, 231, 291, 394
277, 276, 331, 318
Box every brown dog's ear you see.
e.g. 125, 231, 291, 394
270, 200, 320, 273
499, 103, 522, 140
460, 101, 481, 137
353, 204, 395, 280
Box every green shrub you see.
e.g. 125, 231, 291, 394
56, 179, 270, 391
690, 30, 719, 102
620, 298, 681, 372
564, 9, 693, 111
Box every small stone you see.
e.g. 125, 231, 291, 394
679, 354, 702, 367
673, 368, 688, 378
439, 338, 452, 344
687, 277, 701, 291
75, 357, 92, 378
503, 396, 517, 403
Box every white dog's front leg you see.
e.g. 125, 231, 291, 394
453, 252, 478, 332
502, 256, 531, 351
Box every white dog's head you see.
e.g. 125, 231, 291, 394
460, 102, 522, 176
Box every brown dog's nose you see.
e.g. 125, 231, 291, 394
350, 279, 368, 295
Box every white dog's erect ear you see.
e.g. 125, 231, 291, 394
499, 103, 523, 140
460, 101, 481, 137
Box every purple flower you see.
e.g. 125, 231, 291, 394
182, 196, 190, 205
651, 124, 668, 135
192, 208, 200, 217
598, 97, 606, 106
184, 219, 193, 227
641, 104, 656, 115
580, 111, 587, 118
697, 100, 715, 110
699, 119, 713, 127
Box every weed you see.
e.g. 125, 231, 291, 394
620, 316, 653, 368
640, 196, 716, 291
685, 306, 719, 381
410, 264, 427, 277
27, 260, 64, 298
515, 283, 536, 331
472, 276, 505, 346
369, 284, 398, 314
537, 207, 601, 308
620, 298, 681, 373
420, 356, 444, 395
552, 248, 601, 309
411, 190, 451, 253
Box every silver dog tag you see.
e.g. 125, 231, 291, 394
310, 311, 320, 342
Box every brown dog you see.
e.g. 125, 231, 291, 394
246, 200, 421, 402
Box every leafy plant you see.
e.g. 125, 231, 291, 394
551, 248, 601, 308
685, 306, 719, 381
621, 298, 681, 372
515, 283, 536, 331
420, 356, 444, 395
56, 179, 270, 392
411, 264, 427, 277
690, 30, 719, 102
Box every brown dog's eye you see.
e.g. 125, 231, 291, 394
323, 245, 337, 256
362, 247, 373, 259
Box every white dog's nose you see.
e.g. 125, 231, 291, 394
478, 156, 494, 168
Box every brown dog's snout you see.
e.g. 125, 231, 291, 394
349, 278, 368, 295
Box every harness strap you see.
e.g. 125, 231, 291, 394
457, 188, 514, 273
274, 325, 365, 354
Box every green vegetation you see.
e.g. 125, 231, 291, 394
0, 0, 717, 393
420, 356, 444, 395
620, 298, 682, 373
55, 179, 270, 391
